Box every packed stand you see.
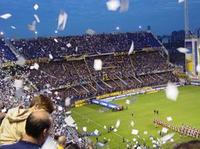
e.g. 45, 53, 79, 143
0, 69, 86, 148
10, 32, 162, 60
24, 50, 179, 102
0, 38, 17, 62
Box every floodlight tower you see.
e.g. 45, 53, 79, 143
184, 0, 200, 77
184, 0, 189, 38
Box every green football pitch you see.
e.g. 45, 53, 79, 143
71, 86, 200, 149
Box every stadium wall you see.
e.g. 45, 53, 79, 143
97, 83, 184, 102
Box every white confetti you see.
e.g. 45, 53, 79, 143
103, 125, 107, 129
149, 136, 154, 141
30, 63, 39, 70
139, 25, 142, 29
160, 133, 175, 143
119, 0, 129, 12
0, 13, 12, 19
83, 127, 87, 132
57, 10, 68, 31
75, 47, 78, 52
144, 131, 148, 135
28, 20, 37, 32
131, 129, 139, 135
34, 63, 39, 70
152, 140, 156, 144
178, 0, 184, 3
54, 38, 58, 43
33, 4, 39, 10
115, 119, 120, 128
56, 96, 61, 100
34, 14, 40, 23
162, 127, 168, 134
41, 136, 57, 149
46, 84, 51, 88
94, 129, 99, 135
54, 30, 58, 34
0, 32, 4, 36
86, 29, 96, 35
14, 79, 23, 90
23, 86, 30, 91
58, 106, 63, 111
128, 41, 134, 55
116, 26, 120, 30
65, 97, 71, 106
166, 82, 179, 101
133, 138, 137, 142
27, 95, 31, 99
49, 54, 53, 59
113, 128, 118, 132
106, 0, 120, 11
167, 116, 173, 122
15, 89, 25, 98
67, 43, 71, 48
130, 120, 135, 127
177, 47, 189, 53
1, 108, 7, 113
65, 111, 71, 115
126, 99, 130, 104
16, 56, 26, 66
11, 26, 16, 29
94, 59, 102, 71
196, 64, 200, 73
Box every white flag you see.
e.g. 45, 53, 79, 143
128, 41, 134, 55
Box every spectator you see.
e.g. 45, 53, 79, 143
0, 110, 52, 149
66, 143, 80, 149
0, 94, 54, 145
57, 136, 66, 149
174, 140, 200, 149
0, 113, 5, 125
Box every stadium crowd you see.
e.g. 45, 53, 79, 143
9, 32, 161, 59
0, 31, 180, 148
26, 51, 178, 102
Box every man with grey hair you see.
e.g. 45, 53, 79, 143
0, 110, 52, 149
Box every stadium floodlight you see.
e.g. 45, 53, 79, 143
179, 0, 189, 38
184, 0, 189, 38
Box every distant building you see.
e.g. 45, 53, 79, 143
171, 30, 185, 48
197, 28, 200, 38
147, 25, 151, 32
157, 30, 186, 69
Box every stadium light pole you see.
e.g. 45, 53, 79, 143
184, 0, 189, 38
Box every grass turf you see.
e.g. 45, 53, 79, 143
71, 86, 200, 149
